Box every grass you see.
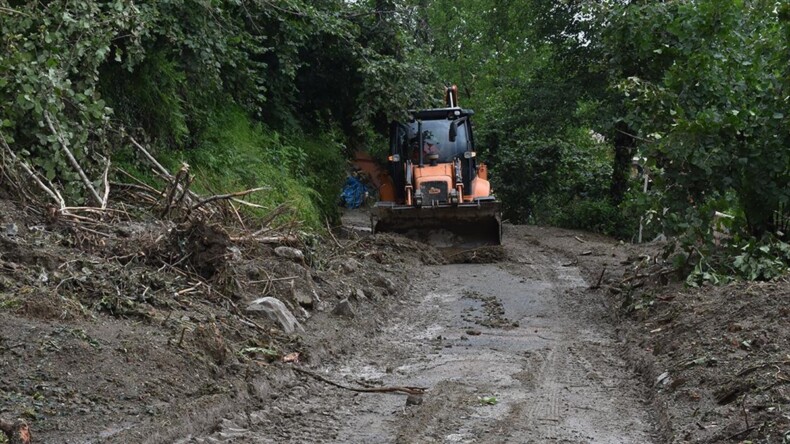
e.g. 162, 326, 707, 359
0, 296, 21, 310
113, 105, 346, 230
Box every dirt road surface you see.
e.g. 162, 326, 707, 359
189, 225, 658, 443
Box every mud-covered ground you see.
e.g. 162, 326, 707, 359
2, 203, 789, 443
524, 226, 790, 444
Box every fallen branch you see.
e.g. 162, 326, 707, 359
129, 137, 202, 207
160, 164, 190, 218
589, 266, 607, 290
190, 187, 267, 212
231, 197, 265, 209
44, 112, 103, 206
290, 366, 427, 396
248, 204, 291, 238
129, 136, 171, 178
1, 134, 65, 210
100, 156, 111, 209
326, 217, 343, 249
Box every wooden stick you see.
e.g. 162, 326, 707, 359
129, 136, 170, 178
100, 157, 111, 209
590, 266, 607, 290
290, 366, 427, 395
229, 201, 246, 228
232, 198, 265, 208
326, 217, 343, 249
44, 112, 103, 206
190, 187, 267, 212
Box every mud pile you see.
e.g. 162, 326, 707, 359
0, 199, 418, 443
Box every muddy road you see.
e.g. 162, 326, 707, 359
191, 225, 658, 443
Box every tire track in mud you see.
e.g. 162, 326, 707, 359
188, 226, 658, 443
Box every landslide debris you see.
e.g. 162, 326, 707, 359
0, 195, 420, 443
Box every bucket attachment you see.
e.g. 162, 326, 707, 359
371, 201, 502, 246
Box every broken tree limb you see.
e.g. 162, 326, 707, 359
190, 187, 267, 212
129, 137, 203, 210
160, 164, 190, 218
44, 112, 103, 206
230, 235, 299, 244
231, 197, 265, 208
590, 266, 607, 290
128, 136, 171, 178
290, 366, 427, 395
1, 134, 66, 210
100, 156, 111, 209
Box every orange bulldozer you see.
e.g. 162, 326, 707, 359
371, 85, 502, 245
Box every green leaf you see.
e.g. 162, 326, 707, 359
479, 396, 498, 405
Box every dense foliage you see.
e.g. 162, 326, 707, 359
2, 0, 788, 279
0, 0, 433, 224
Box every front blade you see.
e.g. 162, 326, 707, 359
371, 201, 502, 246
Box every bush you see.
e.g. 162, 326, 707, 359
552, 199, 625, 236
115, 105, 344, 230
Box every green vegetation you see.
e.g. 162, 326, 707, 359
2, 0, 788, 280
424, 0, 790, 281
0, 0, 432, 226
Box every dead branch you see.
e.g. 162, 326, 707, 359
129, 136, 171, 178
229, 201, 246, 228
1, 134, 65, 210
326, 217, 343, 249
231, 197, 265, 208
231, 235, 299, 244
129, 137, 202, 207
160, 164, 190, 218
248, 204, 291, 237
290, 366, 427, 395
44, 112, 103, 206
100, 156, 111, 209
590, 266, 607, 290
190, 187, 267, 212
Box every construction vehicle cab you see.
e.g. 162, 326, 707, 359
372, 86, 502, 245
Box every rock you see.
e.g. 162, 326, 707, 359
246, 297, 304, 334
274, 246, 304, 261
339, 258, 360, 274
290, 281, 316, 309
406, 394, 423, 406
332, 298, 355, 318
351, 288, 366, 301
375, 275, 398, 295
4, 223, 18, 237
466, 329, 481, 336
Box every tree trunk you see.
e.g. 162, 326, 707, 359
610, 121, 636, 205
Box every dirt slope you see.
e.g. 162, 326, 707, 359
524, 225, 790, 444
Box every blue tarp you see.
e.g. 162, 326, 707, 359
340, 176, 367, 209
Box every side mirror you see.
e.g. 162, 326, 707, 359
449, 121, 458, 142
